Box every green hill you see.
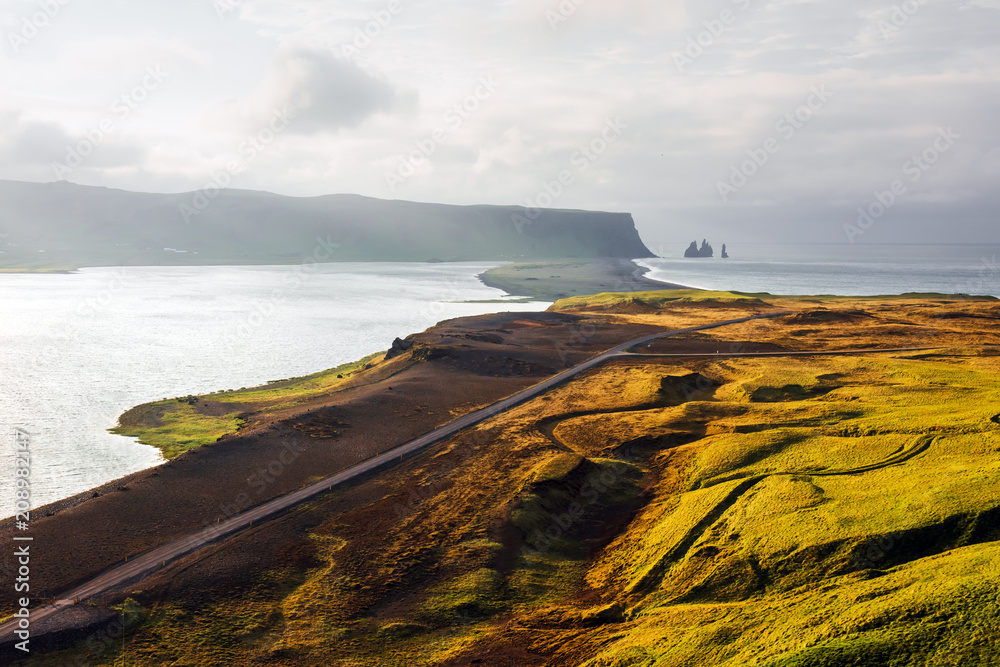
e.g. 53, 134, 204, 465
0, 180, 654, 270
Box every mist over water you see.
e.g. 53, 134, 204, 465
0, 263, 548, 518
639, 244, 1000, 298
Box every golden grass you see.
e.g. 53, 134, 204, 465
52, 296, 1000, 666
111, 352, 383, 457
551, 289, 766, 311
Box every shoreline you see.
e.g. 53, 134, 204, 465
0, 256, 671, 278
0, 257, 701, 520
478, 257, 686, 301
4, 294, 1000, 662
0, 267, 77, 274
102, 253, 696, 461
8, 256, 993, 523
0, 308, 668, 618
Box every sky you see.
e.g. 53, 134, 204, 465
1, 0, 998, 250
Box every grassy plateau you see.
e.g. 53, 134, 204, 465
20, 290, 1000, 666
111, 353, 383, 459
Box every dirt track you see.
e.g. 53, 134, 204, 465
0, 311, 788, 646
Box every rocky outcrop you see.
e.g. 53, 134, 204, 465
385, 337, 415, 360
722, 244, 729, 259
684, 239, 714, 258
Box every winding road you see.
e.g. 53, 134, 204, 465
0, 311, 945, 645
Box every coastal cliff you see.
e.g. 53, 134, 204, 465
0, 180, 655, 269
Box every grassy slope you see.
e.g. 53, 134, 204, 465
552, 289, 766, 309
551, 289, 996, 310
45, 294, 1000, 666
111, 353, 383, 458
0, 181, 654, 269
575, 353, 1000, 666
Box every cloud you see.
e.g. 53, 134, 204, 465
236, 48, 412, 135
0, 112, 148, 184
585, 0, 689, 32
1, 0, 999, 244
231, 0, 351, 29
10, 120, 73, 164
472, 127, 528, 173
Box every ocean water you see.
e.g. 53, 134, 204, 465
0, 263, 548, 518
638, 244, 1000, 298
4, 247, 997, 519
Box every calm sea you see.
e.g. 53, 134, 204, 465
4, 248, 998, 517
0, 263, 548, 517
638, 244, 1000, 298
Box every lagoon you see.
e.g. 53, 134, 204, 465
0, 262, 548, 517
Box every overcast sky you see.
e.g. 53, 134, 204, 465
1, 0, 998, 248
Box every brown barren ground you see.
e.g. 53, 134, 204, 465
4, 294, 1000, 666
0, 312, 660, 616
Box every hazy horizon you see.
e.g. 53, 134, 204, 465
2, 1, 998, 251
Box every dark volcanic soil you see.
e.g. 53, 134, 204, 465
0, 310, 659, 616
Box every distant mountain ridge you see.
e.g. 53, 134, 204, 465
0, 180, 654, 269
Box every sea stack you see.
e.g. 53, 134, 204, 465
722, 244, 729, 258
684, 239, 714, 258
